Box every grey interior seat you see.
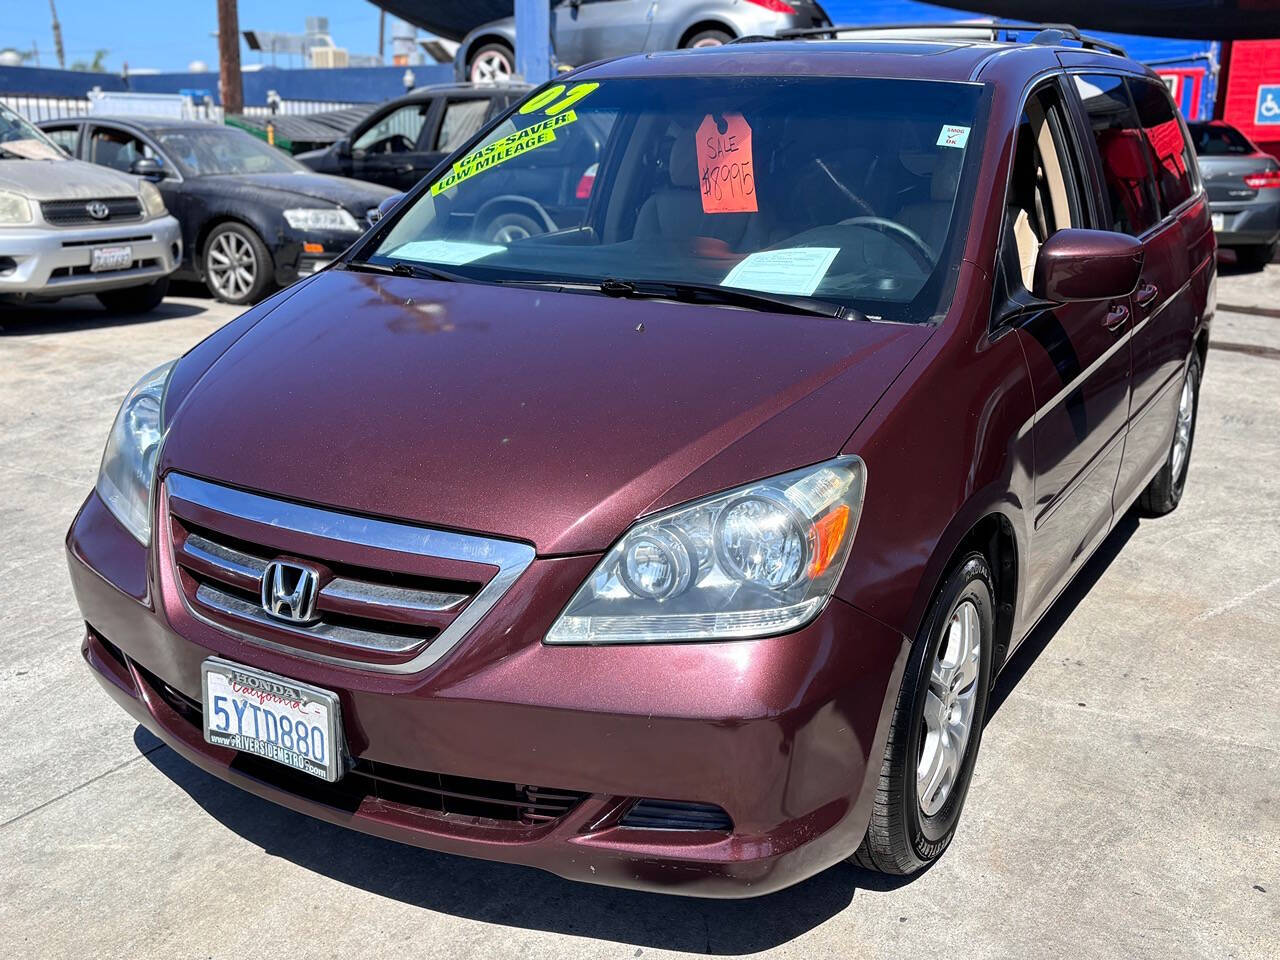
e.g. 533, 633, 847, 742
897, 149, 964, 255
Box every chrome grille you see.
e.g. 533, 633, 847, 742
164, 473, 535, 674
41, 196, 143, 226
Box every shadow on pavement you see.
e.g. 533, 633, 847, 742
135, 723, 891, 954
0, 298, 208, 336
131, 510, 1144, 952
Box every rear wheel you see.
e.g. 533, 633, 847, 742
482, 211, 542, 244
1138, 353, 1201, 516
852, 553, 995, 875
469, 43, 514, 84
203, 223, 273, 305
95, 277, 169, 314
1233, 243, 1276, 271
683, 29, 733, 48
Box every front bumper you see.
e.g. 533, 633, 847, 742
0, 215, 181, 297
67, 489, 906, 897
1210, 195, 1280, 247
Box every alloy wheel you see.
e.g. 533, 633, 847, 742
207, 231, 257, 301
1171, 371, 1195, 481
918, 599, 982, 817
471, 50, 513, 83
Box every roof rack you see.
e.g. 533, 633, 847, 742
772, 21, 1127, 57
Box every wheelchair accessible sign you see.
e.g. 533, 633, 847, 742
1257, 85, 1280, 126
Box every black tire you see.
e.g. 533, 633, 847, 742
202, 222, 273, 305
95, 277, 169, 314
853, 553, 995, 875
1233, 243, 1277, 271
682, 29, 733, 48
1138, 352, 1201, 516
482, 211, 543, 244
468, 42, 515, 84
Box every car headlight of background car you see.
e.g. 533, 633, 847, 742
0, 189, 32, 225
138, 181, 167, 219
96, 360, 175, 545
545, 456, 867, 644
283, 207, 362, 233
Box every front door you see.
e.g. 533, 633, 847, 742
351, 99, 437, 191
1005, 82, 1134, 625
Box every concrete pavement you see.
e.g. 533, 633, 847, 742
1, 270, 1276, 959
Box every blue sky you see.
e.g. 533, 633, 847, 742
3, 1, 386, 73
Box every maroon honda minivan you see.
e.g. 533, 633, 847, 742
67, 29, 1214, 896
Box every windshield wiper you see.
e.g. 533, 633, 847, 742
342, 258, 470, 284
497, 276, 860, 321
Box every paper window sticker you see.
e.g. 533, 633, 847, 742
389, 240, 505, 265
721, 247, 840, 297
696, 113, 758, 214
937, 124, 971, 149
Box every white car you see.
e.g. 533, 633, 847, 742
0, 103, 181, 313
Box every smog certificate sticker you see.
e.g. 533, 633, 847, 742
721, 247, 840, 297
937, 124, 971, 149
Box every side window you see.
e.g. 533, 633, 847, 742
1001, 83, 1083, 292
44, 126, 79, 155
353, 103, 429, 154
435, 99, 489, 152
1073, 74, 1160, 236
90, 127, 154, 173
1126, 78, 1196, 212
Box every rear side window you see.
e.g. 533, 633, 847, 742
1186, 123, 1254, 156
435, 99, 490, 152
1074, 74, 1160, 236
1127, 78, 1196, 212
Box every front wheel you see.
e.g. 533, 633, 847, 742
96, 277, 169, 314
1138, 352, 1201, 516
682, 29, 733, 49
852, 553, 995, 875
469, 43, 514, 83
203, 223, 273, 305
482, 211, 542, 244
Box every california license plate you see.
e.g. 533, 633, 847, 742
90, 245, 132, 272
1211, 213, 1225, 232
201, 658, 344, 782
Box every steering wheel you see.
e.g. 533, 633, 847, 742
837, 216, 936, 272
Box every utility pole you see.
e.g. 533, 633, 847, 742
216, 0, 244, 115
48, 0, 65, 70
378, 9, 386, 64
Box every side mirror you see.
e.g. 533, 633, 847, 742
131, 157, 167, 181
371, 193, 406, 223
336, 138, 352, 158
1032, 228, 1144, 303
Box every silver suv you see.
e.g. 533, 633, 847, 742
455, 0, 831, 82
0, 103, 181, 313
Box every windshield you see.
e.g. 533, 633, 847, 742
1186, 123, 1255, 156
156, 127, 304, 176
369, 75, 985, 323
0, 102, 64, 160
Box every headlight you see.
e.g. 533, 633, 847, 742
96, 360, 175, 545
0, 190, 32, 225
283, 207, 361, 233
545, 456, 866, 644
138, 180, 166, 219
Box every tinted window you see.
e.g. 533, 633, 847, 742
156, 128, 302, 176
1074, 74, 1160, 235
91, 127, 156, 173
43, 126, 79, 155
1186, 122, 1255, 156
354, 103, 428, 153
436, 99, 490, 151
373, 76, 986, 324
1127, 79, 1195, 212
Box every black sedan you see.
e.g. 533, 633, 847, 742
40, 116, 396, 303
1187, 121, 1280, 270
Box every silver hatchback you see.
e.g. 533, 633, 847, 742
455, 0, 831, 82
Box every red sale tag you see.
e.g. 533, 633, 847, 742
696, 113, 757, 215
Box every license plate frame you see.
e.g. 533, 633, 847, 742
201, 657, 346, 782
90, 245, 133, 273
1211, 212, 1225, 232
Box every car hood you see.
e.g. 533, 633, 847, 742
204, 171, 395, 211
161, 270, 929, 554
0, 157, 140, 201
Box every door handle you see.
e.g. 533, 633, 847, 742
1134, 281, 1159, 309
1103, 303, 1129, 332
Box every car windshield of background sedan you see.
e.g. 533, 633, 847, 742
156, 127, 306, 177
1185, 122, 1256, 156
0, 103, 64, 161
371, 76, 986, 323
